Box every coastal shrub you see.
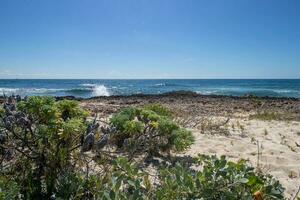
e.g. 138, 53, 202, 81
48, 157, 152, 200
0, 96, 88, 198
95, 157, 152, 199
143, 103, 173, 118
157, 155, 285, 200
54, 155, 285, 200
109, 105, 194, 155
0, 177, 20, 200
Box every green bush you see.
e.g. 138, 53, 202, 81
143, 103, 173, 118
50, 157, 151, 200
0, 96, 88, 198
109, 105, 194, 155
0, 177, 20, 200
157, 155, 285, 200
51, 155, 285, 200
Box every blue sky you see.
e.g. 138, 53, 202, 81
0, 0, 299, 79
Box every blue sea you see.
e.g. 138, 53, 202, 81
0, 79, 299, 98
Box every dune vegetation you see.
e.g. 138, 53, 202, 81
0, 96, 286, 199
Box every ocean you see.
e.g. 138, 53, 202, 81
0, 79, 299, 98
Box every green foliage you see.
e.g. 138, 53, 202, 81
51, 157, 152, 200
96, 157, 152, 200
124, 120, 145, 135
51, 155, 285, 200
57, 100, 88, 120
54, 171, 84, 199
17, 96, 57, 124
109, 104, 194, 154
0, 96, 88, 198
157, 155, 285, 200
143, 103, 173, 118
62, 118, 86, 139
171, 128, 195, 151
0, 107, 4, 117
110, 107, 137, 131
0, 177, 20, 200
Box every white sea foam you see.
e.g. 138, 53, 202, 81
0, 88, 19, 93
0, 87, 64, 95
154, 83, 166, 86
92, 85, 110, 96
272, 89, 298, 94
80, 83, 110, 96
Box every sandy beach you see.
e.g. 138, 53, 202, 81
79, 92, 300, 198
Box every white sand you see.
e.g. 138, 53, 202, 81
179, 118, 300, 198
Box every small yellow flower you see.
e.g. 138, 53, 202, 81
150, 121, 159, 128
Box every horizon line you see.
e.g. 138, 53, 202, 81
0, 78, 299, 80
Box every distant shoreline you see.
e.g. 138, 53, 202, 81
0, 78, 300, 80
57, 90, 300, 101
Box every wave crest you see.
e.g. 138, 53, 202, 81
0, 84, 110, 97
79, 84, 110, 96
0, 88, 64, 94
91, 85, 110, 96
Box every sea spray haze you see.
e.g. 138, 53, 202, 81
0, 79, 299, 98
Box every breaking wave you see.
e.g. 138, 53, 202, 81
90, 85, 110, 96
196, 88, 300, 97
0, 88, 65, 95
0, 84, 110, 97
79, 84, 110, 96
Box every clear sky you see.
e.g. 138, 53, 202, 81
0, 0, 299, 79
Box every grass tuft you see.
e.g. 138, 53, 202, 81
249, 112, 294, 121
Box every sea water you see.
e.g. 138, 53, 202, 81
0, 79, 299, 98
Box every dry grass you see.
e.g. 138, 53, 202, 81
249, 112, 294, 121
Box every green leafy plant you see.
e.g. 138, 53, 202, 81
109, 105, 194, 155
0, 96, 88, 198
52, 157, 152, 200
96, 157, 153, 200
157, 155, 285, 200
143, 103, 173, 118
51, 155, 287, 200
0, 176, 20, 200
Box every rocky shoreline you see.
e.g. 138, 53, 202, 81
74, 91, 300, 120
1, 91, 299, 120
